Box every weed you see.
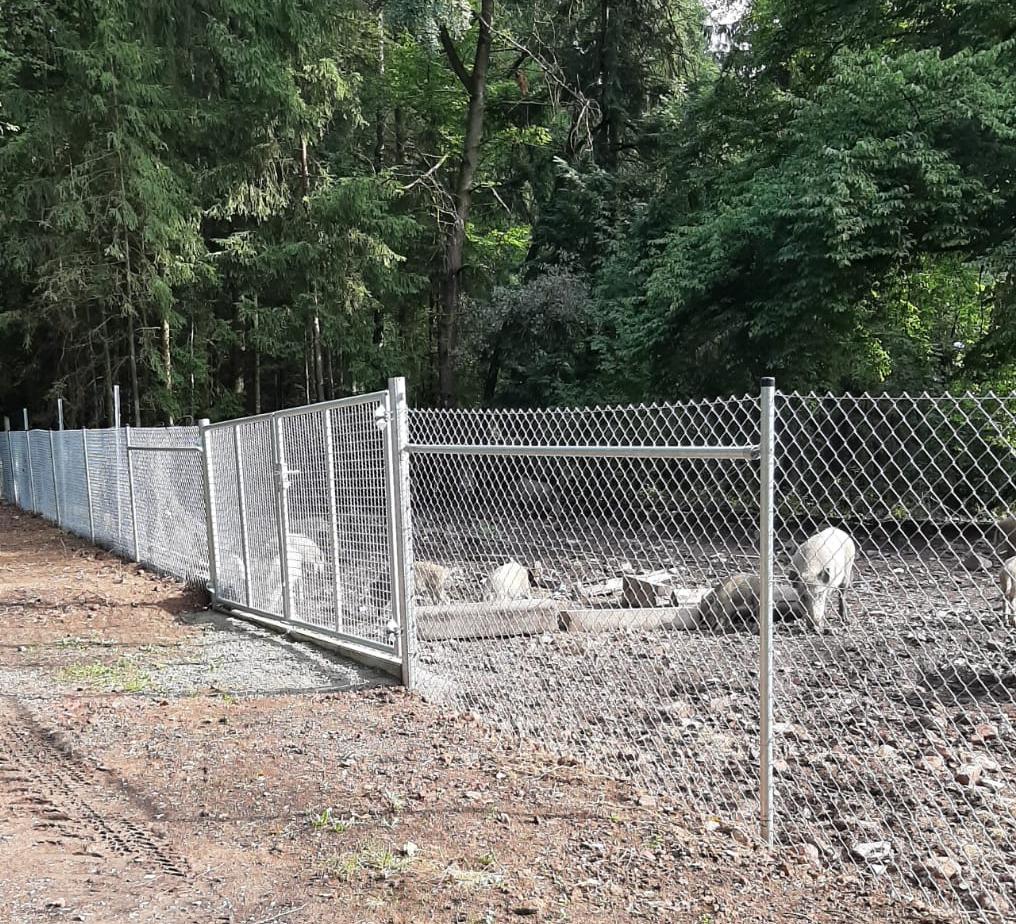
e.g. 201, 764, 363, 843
57, 658, 150, 692
476, 850, 497, 869
310, 807, 355, 834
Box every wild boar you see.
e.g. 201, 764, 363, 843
788, 527, 856, 632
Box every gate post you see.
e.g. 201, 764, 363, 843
199, 419, 221, 607
385, 377, 416, 689
758, 377, 777, 848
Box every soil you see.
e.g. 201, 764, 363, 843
410, 516, 1016, 922
0, 505, 933, 923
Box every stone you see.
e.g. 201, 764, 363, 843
623, 571, 672, 607
401, 841, 418, 858
955, 764, 982, 786
972, 722, 999, 743
918, 754, 945, 772
924, 855, 960, 881
961, 551, 992, 572
850, 841, 893, 863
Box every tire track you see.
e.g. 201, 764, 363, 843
0, 700, 187, 878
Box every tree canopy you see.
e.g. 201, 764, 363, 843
1, 0, 1013, 425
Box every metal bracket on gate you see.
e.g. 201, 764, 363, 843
373, 404, 390, 431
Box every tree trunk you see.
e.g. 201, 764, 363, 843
312, 302, 325, 402
127, 312, 141, 426
436, 0, 494, 408
162, 317, 174, 425
253, 308, 262, 414
102, 330, 114, 426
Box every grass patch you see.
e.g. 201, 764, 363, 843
56, 658, 150, 692
323, 842, 411, 881
310, 807, 356, 834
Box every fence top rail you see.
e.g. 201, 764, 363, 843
204, 390, 388, 431
406, 442, 760, 461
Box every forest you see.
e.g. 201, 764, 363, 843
0, 0, 1014, 426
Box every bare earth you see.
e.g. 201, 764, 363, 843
0, 506, 932, 923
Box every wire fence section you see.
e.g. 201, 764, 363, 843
1, 387, 1015, 921
406, 395, 768, 832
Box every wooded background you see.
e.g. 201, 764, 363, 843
1, 0, 1014, 426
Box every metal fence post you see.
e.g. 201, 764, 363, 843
54, 399, 65, 526
386, 377, 416, 689
125, 426, 141, 562
758, 376, 777, 848
231, 426, 252, 607
323, 409, 343, 632
81, 429, 95, 542
113, 386, 123, 548
24, 409, 37, 514
198, 419, 220, 607
272, 414, 294, 623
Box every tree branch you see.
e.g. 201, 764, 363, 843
438, 25, 473, 91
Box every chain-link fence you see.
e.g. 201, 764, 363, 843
1, 385, 1014, 920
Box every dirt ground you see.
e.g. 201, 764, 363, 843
0, 506, 933, 924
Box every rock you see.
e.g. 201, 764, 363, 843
623, 571, 672, 607
924, 855, 960, 881
961, 551, 992, 572
486, 561, 531, 601
972, 890, 1012, 915
401, 841, 418, 858
795, 843, 821, 865
918, 755, 945, 773
851, 841, 892, 863
972, 722, 998, 743
955, 764, 982, 786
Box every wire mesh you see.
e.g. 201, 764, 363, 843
128, 427, 208, 584
407, 397, 765, 832
8, 432, 34, 510
52, 430, 91, 537
0, 432, 12, 503
28, 431, 57, 520
771, 393, 1016, 920
84, 428, 134, 558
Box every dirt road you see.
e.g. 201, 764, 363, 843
0, 505, 931, 923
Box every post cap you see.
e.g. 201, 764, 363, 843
761, 376, 775, 387
198, 417, 211, 427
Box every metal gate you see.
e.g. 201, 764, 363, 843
203, 380, 414, 680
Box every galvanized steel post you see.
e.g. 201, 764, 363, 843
758, 377, 777, 848
199, 419, 220, 607
386, 377, 416, 689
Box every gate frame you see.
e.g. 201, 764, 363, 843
203, 388, 407, 681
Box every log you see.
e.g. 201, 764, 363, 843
563, 605, 700, 633
416, 599, 562, 641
